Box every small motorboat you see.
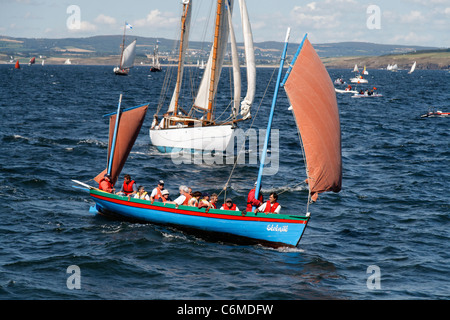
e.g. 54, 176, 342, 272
351, 92, 383, 98
421, 109, 450, 118
335, 88, 358, 94
350, 75, 368, 84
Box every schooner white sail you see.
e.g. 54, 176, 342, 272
149, 0, 256, 153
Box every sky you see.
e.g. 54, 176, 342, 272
0, 0, 449, 47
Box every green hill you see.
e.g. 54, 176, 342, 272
1, 35, 447, 69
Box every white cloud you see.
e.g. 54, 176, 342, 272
390, 31, 433, 45
94, 14, 116, 25
68, 21, 97, 33
307, 2, 317, 11
290, 4, 341, 29
134, 9, 178, 28
400, 10, 425, 24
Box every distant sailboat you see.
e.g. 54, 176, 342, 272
64, 59, 72, 65
42, 60, 45, 66
149, 0, 256, 153
408, 61, 416, 74
350, 63, 368, 84
28, 57, 35, 66
15, 60, 20, 69
150, 41, 162, 72
363, 65, 369, 75
114, 22, 136, 76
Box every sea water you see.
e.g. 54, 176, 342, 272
0, 65, 448, 300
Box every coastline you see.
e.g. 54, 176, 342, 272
2, 53, 449, 70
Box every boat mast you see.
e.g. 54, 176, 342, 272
206, 0, 224, 122
253, 28, 290, 209
173, 0, 191, 115
107, 94, 123, 176
119, 23, 126, 69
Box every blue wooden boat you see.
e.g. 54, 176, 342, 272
89, 189, 309, 247
76, 28, 342, 248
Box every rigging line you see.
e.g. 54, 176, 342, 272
290, 106, 312, 212
157, 40, 178, 115
215, 100, 233, 121
157, 67, 174, 114
276, 180, 307, 196
217, 66, 278, 198
187, 0, 215, 116
156, 4, 188, 115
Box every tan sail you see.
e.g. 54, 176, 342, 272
283, 38, 342, 201
95, 105, 148, 185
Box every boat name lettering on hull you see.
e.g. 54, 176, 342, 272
267, 224, 288, 232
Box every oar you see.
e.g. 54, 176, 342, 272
72, 180, 95, 190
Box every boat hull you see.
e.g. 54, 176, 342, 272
350, 78, 368, 84
113, 67, 129, 76
89, 190, 309, 248
421, 111, 450, 118
149, 124, 235, 153
335, 88, 358, 94
150, 67, 162, 72
351, 93, 383, 98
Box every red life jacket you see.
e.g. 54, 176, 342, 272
246, 188, 263, 211
222, 203, 237, 211
182, 193, 192, 206
263, 201, 279, 213
153, 187, 163, 200
99, 178, 113, 193
122, 180, 135, 195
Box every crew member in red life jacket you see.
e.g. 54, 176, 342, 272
246, 182, 264, 212
255, 192, 281, 214
99, 174, 115, 193
117, 174, 137, 196
150, 180, 165, 201
220, 198, 239, 211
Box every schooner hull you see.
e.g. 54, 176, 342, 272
90, 190, 309, 248
149, 125, 235, 153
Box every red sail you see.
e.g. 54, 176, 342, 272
29, 57, 35, 65
15, 60, 20, 69
283, 38, 342, 201
94, 105, 148, 185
